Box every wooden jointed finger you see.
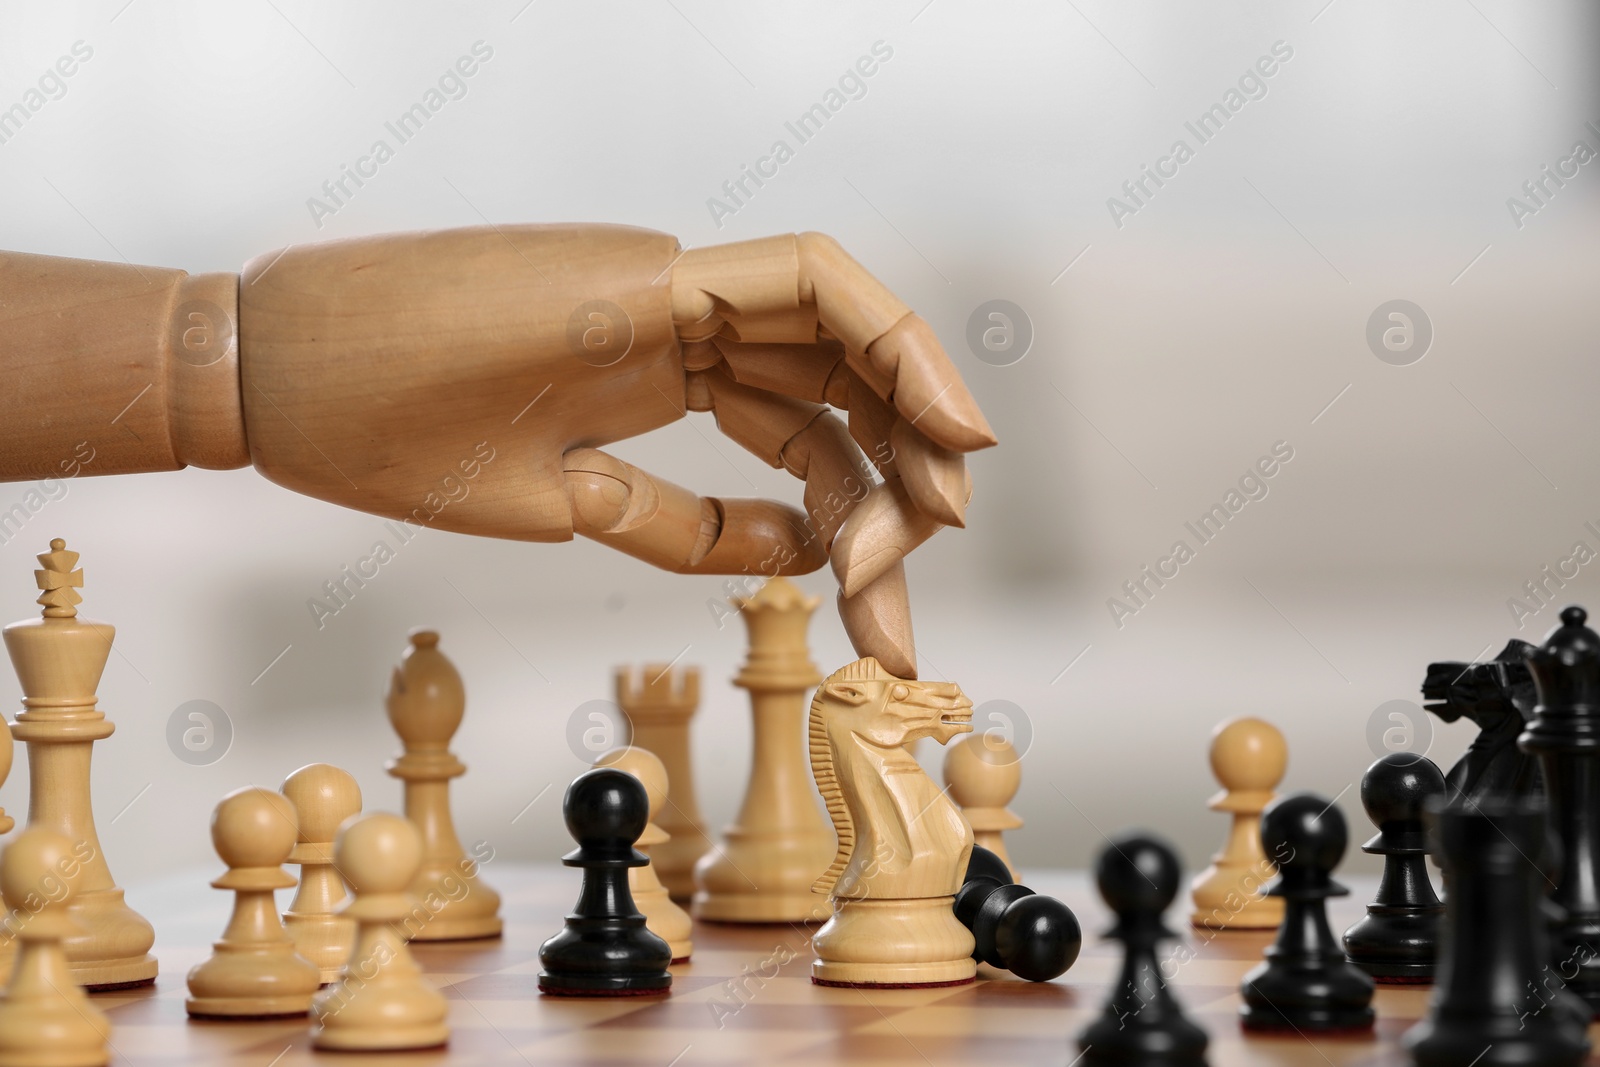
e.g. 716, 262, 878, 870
562, 448, 824, 578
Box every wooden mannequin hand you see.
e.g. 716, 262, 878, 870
0, 225, 994, 677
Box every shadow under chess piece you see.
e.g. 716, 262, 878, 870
186, 788, 320, 1018
1190, 717, 1286, 931
1078, 833, 1208, 1067
595, 746, 694, 961
1403, 795, 1590, 1067
1240, 793, 1375, 1033
2, 539, 156, 989
312, 813, 450, 1050
954, 846, 1079, 982
280, 763, 362, 984
1519, 605, 1600, 1016
539, 768, 673, 997
0, 829, 111, 1067
1343, 752, 1444, 983
944, 734, 1023, 880
1422, 638, 1542, 802
809, 658, 978, 988
693, 578, 835, 923
386, 629, 502, 940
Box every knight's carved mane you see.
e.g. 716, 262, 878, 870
809, 657, 884, 895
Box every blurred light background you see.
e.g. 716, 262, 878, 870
2, 1, 1599, 890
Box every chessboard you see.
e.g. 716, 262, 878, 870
96, 864, 1437, 1066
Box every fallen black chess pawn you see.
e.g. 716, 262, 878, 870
954, 845, 1080, 982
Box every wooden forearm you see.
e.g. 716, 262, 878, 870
0, 251, 247, 481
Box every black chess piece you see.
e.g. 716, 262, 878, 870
1422, 638, 1542, 802
1342, 752, 1445, 983
954, 845, 1081, 983
1077, 833, 1208, 1067
1520, 605, 1600, 1017
1402, 795, 1590, 1067
1239, 793, 1375, 1032
538, 767, 673, 996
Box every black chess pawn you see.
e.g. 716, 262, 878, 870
1402, 795, 1590, 1067
1520, 605, 1600, 1016
538, 767, 673, 996
1078, 834, 1208, 1067
1342, 752, 1445, 983
1239, 793, 1374, 1032
954, 845, 1081, 983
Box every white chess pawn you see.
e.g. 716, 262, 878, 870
944, 734, 1024, 880
0, 828, 110, 1067
312, 813, 449, 1051
281, 763, 362, 983
595, 746, 694, 961
186, 787, 321, 1017
1190, 717, 1287, 930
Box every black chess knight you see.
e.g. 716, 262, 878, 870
1422, 638, 1541, 802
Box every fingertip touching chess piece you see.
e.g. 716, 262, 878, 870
809, 658, 978, 987
539, 767, 673, 996
312, 812, 450, 1050
280, 762, 362, 983
954, 845, 1079, 982
616, 663, 709, 902
186, 787, 320, 1018
594, 746, 693, 961
386, 628, 502, 940
1190, 716, 1285, 930
0, 828, 111, 1067
694, 578, 834, 923
944, 733, 1023, 880
2, 538, 156, 989
1403, 794, 1589, 1067
1518, 604, 1600, 1016
1079, 833, 1208, 1067
1240, 792, 1375, 1032
1342, 752, 1444, 983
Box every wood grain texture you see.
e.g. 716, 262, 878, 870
0, 251, 246, 480
91, 863, 1431, 1066
238, 224, 681, 543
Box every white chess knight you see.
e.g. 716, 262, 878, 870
808, 657, 977, 987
